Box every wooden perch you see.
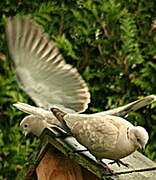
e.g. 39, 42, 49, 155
16, 127, 156, 180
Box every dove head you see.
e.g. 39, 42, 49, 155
20, 115, 46, 137
129, 126, 149, 149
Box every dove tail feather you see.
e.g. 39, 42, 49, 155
51, 108, 71, 133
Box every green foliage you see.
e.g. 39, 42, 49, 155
1, 0, 156, 179
120, 12, 144, 66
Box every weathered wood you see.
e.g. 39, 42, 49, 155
16, 127, 156, 180
36, 147, 99, 180
38, 127, 109, 179
36, 147, 83, 180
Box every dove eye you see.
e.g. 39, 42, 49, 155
136, 137, 141, 142
24, 124, 28, 128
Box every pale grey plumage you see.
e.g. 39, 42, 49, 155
14, 95, 156, 136
94, 94, 156, 117
20, 115, 51, 137
6, 16, 90, 113
51, 108, 149, 161
6, 16, 91, 137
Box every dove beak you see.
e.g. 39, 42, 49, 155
139, 143, 146, 151
23, 131, 28, 139
142, 144, 146, 150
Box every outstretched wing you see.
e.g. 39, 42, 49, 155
6, 16, 90, 112
95, 95, 156, 117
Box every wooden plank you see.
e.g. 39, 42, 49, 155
36, 147, 100, 180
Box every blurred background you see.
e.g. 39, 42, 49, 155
1, 0, 156, 179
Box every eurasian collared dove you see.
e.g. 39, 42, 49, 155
51, 107, 149, 173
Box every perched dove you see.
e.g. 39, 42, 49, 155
51, 107, 149, 173
14, 95, 156, 136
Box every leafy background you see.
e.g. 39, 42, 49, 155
1, 0, 156, 179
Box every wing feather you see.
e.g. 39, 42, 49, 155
6, 16, 90, 112
72, 116, 119, 153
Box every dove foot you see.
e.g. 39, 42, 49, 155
109, 160, 129, 167
97, 160, 116, 175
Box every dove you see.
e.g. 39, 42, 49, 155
14, 95, 156, 137
51, 107, 149, 173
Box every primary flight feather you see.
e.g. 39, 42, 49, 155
6, 16, 90, 113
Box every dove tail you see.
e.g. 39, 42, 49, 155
51, 108, 71, 133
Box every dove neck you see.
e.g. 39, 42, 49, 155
32, 119, 49, 137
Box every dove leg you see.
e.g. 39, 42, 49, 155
97, 160, 116, 175
109, 160, 129, 167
